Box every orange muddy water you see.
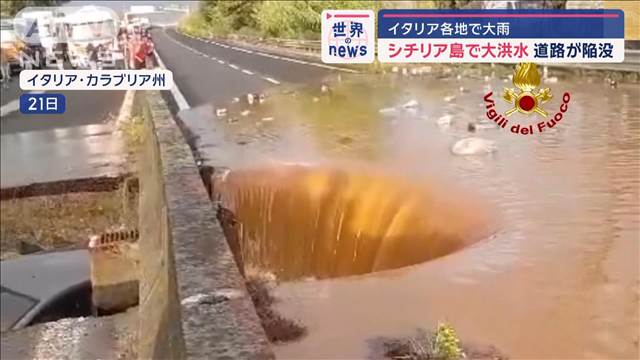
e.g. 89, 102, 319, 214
200, 70, 639, 359
214, 165, 492, 280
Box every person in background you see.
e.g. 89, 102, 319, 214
144, 32, 155, 68
132, 33, 147, 70
0, 49, 11, 88
86, 43, 100, 69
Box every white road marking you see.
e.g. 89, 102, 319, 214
0, 90, 45, 117
257, 52, 281, 59
234, 47, 253, 54
263, 77, 280, 85
154, 49, 190, 110
229, 64, 239, 70
241, 69, 254, 75
169, 28, 359, 84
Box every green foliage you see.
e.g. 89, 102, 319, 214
211, 0, 259, 30
253, 1, 381, 39
178, 7, 231, 38
119, 115, 146, 151
430, 322, 465, 360
181, 1, 438, 40
1, 0, 58, 17
178, 0, 441, 40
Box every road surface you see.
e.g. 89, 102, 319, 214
152, 27, 346, 108
0, 79, 127, 189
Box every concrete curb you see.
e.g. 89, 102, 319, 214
116, 89, 136, 127
138, 91, 273, 359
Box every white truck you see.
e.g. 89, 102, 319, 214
62, 6, 122, 69
11, 10, 58, 68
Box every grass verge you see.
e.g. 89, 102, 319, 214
0, 187, 138, 260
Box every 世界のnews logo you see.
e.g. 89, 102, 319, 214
321, 10, 374, 64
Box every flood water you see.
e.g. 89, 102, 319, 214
214, 164, 492, 280
189, 66, 640, 359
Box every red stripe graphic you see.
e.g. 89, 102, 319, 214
383, 13, 619, 18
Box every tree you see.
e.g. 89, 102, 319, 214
1, 0, 60, 17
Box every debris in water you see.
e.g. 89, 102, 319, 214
443, 95, 456, 102
402, 68, 408, 76
410, 68, 418, 76
391, 66, 399, 73
240, 110, 250, 117
437, 114, 453, 128
459, 86, 469, 93
321, 84, 330, 93
228, 117, 239, 124
484, 75, 491, 82
381, 328, 509, 360
312, 97, 320, 103
337, 136, 354, 145
379, 107, 397, 115
451, 137, 496, 155
403, 99, 419, 109
468, 121, 496, 132
456, 74, 462, 80
261, 117, 275, 122
231, 97, 240, 103
216, 108, 227, 117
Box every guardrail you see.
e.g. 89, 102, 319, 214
226, 34, 321, 53
199, 30, 639, 74
268, 38, 321, 53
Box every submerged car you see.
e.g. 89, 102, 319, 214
1, 249, 91, 332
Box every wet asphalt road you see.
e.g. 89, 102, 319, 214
0, 79, 126, 188
152, 27, 342, 108
0, 81, 125, 135
1, 23, 341, 189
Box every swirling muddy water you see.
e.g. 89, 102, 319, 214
192, 69, 639, 359
214, 165, 492, 280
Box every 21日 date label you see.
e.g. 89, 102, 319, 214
19, 93, 66, 114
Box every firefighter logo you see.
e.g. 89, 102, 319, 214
502, 62, 552, 118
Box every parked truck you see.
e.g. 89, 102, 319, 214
62, 6, 122, 69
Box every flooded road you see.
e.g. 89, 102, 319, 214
188, 66, 639, 359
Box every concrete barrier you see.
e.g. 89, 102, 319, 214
137, 91, 273, 359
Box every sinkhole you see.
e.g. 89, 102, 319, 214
213, 165, 491, 280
